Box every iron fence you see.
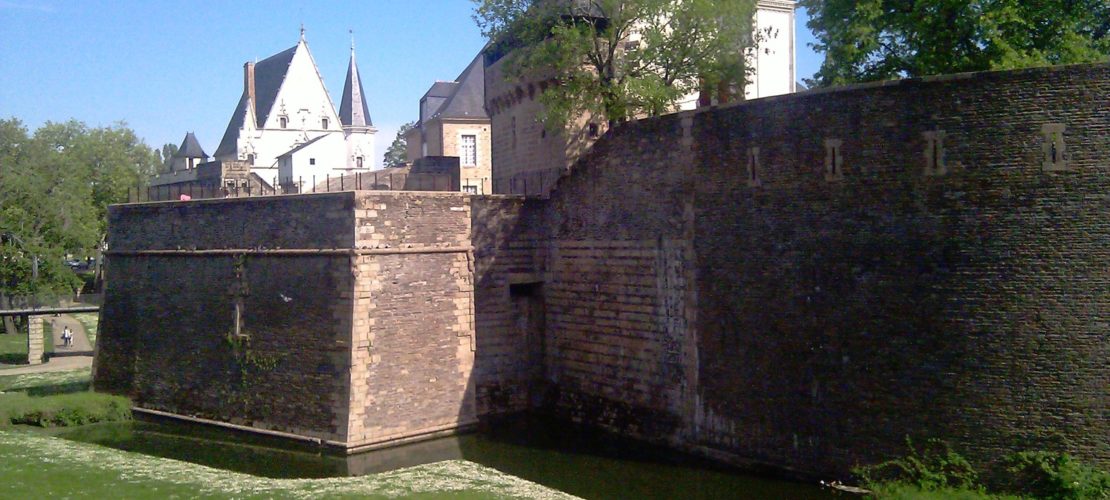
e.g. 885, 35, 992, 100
131, 172, 495, 203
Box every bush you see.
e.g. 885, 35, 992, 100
0, 391, 131, 427
855, 439, 1110, 500
1002, 451, 1110, 500
855, 438, 983, 493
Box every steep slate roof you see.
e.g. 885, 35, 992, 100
277, 134, 328, 158
214, 44, 299, 158
421, 54, 488, 125
174, 132, 208, 159
339, 50, 373, 127
433, 54, 487, 120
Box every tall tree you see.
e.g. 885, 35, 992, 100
383, 121, 415, 168
0, 118, 158, 329
160, 143, 179, 172
801, 0, 1110, 87
474, 0, 758, 130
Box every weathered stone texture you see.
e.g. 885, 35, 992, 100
531, 63, 1109, 476
96, 63, 1109, 478
689, 64, 1110, 476
539, 113, 698, 442
470, 196, 546, 415
108, 193, 356, 251
347, 191, 478, 448
27, 316, 43, 365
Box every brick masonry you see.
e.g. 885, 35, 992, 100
534, 63, 1109, 477
96, 63, 1108, 478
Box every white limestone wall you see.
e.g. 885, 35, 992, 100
234, 40, 345, 179
277, 133, 347, 187
746, 1, 796, 98
345, 129, 376, 170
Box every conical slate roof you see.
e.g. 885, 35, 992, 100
339, 50, 373, 127
174, 132, 208, 159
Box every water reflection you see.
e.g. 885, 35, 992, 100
53, 415, 842, 499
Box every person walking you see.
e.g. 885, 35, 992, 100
62, 326, 72, 347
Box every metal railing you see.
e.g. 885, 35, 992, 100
131, 173, 494, 203
0, 293, 102, 313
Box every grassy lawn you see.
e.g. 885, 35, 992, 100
0, 331, 28, 365
71, 312, 98, 345
0, 368, 92, 394
0, 320, 51, 365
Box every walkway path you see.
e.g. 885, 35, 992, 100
0, 314, 93, 376
1, 355, 91, 375
48, 314, 93, 354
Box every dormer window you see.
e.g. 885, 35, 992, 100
280, 117, 288, 129
322, 118, 329, 129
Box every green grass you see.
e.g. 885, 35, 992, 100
71, 312, 98, 345
0, 331, 28, 365
0, 429, 576, 499
0, 368, 92, 394
869, 482, 1023, 499
43, 320, 54, 354
0, 320, 52, 365
0, 367, 124, 427
0, 391, 132, 427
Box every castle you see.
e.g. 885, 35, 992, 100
95, 62, 1110, 480
150, 32, 376, 196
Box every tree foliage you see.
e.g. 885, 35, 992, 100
159, 143, 179, 172
382, 121, 415, 168
0, 118, 158, 302
473, 0, 758, 129
801, 0, 1110, 87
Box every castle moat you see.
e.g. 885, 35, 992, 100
49, 415, 839, 499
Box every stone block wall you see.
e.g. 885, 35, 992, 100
470, 196, 546, 415
531, 62, 1109, 477
347, 192, 478, 449
95, 62, 1109, 479
96, 191, 484, 449
96, 194, 356, 442
27, 316, 43, 365
540, 113, 700, 443
689, 63, 1110, 476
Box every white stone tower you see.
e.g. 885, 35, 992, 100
339, 38, 376, 170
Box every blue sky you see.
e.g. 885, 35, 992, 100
0, 1, 821, 168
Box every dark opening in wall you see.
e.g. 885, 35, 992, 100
510, 282, 541, 297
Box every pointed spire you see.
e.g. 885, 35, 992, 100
339, 43, 373, 128
300, 23, 305, 41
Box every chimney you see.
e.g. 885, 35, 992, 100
243, 62, 257, 124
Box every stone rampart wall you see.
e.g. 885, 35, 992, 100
96, 194, 357, 442
470, 196, 546, 415
540, 113, 699, 443
347, 193, 478, 448
691, 63, 1109, 476
539, 62, 1110, 477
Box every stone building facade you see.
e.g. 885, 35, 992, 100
97, 62, 1109, 478
406, 54, 493, 195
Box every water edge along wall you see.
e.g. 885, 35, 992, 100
96, 62, 1108, 478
